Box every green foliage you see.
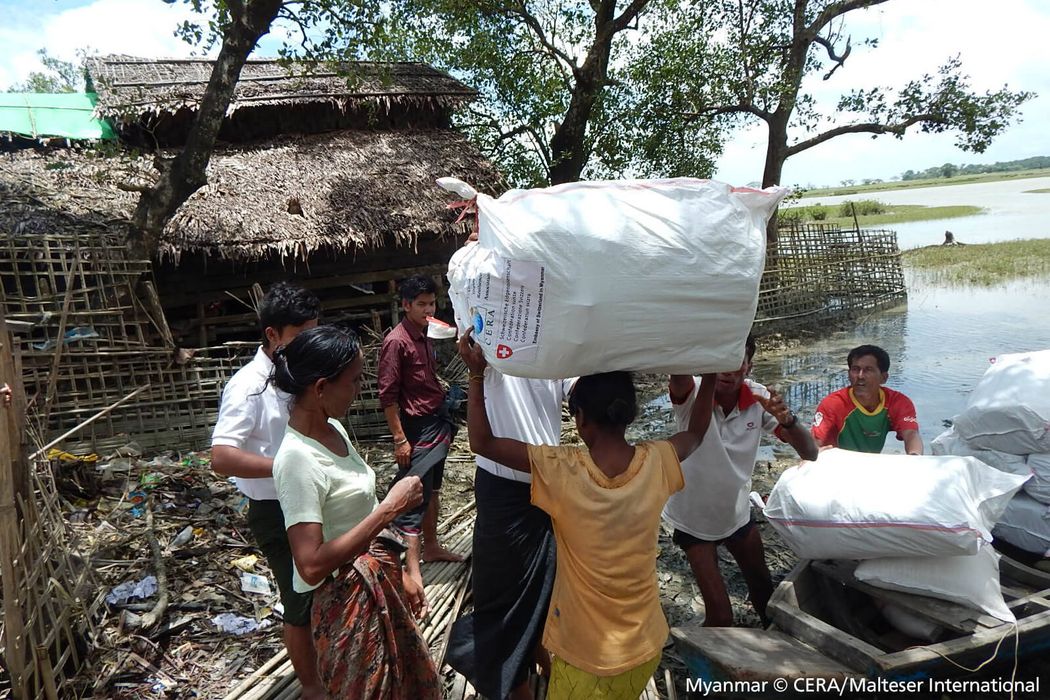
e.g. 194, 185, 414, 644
627, 1, 1033, 186
902, 155, 1050, 181
7, 49, 86, 93
809, 204, 828, 221
837, 199, 886, 217
903, 239, 1050, 287
372, 0, 670, 186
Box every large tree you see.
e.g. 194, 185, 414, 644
378, 0, 663, 187
129, 0, 381, 253
623, 0, 1033, 236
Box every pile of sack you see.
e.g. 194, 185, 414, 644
764, 448, 1027, 623
934, 349, 1050, 558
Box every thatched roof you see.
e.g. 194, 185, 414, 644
1, 128, 503, 262
87, 55, 477, 119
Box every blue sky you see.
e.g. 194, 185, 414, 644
3, 0, 1047, 187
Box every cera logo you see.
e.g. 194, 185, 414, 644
496, 345, 514, 359
472, 311, 485, 335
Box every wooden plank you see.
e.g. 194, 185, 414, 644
768, 565, 885, 674
1000, 553, 1050, 589
672, 625, 856, 682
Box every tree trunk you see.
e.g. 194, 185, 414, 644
130, 0, 284, 255
762, 116, 789, 244
547, 8, 617, 185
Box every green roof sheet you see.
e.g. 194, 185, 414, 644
0, 92, 115, 140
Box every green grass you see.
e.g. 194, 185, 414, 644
783, 203, 982, 227
1024, 188, 1050, 194
799, 168, 1050, 198
902, 239, 1050, 286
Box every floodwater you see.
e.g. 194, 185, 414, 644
794, 176, 1050, 249
642, 272, 1050, 454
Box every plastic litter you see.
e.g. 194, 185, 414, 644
106, 575, 158, 605
211, 613, 271, 635
240, 572, 272, 595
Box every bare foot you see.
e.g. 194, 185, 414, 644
421, 545, 464, 563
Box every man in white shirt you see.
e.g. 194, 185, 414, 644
664, 333, 817, 627
211, 282, 323, 700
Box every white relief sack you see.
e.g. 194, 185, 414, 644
763, 448, 1029, 560
442, 177, 786, 378
953, 349, 1050, 454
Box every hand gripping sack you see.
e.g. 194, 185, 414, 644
953, 349, 1050, 454
441, 177, 786, 378
762, 448, 1029, 560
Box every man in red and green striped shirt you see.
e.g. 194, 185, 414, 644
812, 345, 923, 455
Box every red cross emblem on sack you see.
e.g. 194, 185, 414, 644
496, 344, 513, 359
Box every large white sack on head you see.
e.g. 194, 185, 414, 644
930, 427, 1030, 476
953, 349, 1050, 454
855, 547, 1015, 623
1024, 453, 1050, 504
763, 448, 1029, 560
443, 178, 785, 378
993, 491, 1050, 556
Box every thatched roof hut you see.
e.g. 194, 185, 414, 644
1, 55, 503, 347
86, 55, 478, 145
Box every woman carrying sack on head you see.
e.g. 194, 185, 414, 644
458, 329, 717, 699
270, 325, 441, 700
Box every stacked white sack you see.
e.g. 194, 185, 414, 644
442, 177, 786, 379
763, 448, 1029, 560
855, 547, 1014, 623
953, 349, 1050, 454
993, 491, 1050, 556
1027, 453, 1050, 504
930, 427, 1030, 477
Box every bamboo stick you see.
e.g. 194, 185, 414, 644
220, 649, 290, 700
28, 383, 151, 460
36, 644, 60, 700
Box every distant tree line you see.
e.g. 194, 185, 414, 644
901, 156, 1050, 181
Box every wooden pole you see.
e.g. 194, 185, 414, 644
0, 311, 28, 697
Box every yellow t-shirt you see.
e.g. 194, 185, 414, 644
528, 440, 684, 675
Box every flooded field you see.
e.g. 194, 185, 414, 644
799, 176, 1050, 249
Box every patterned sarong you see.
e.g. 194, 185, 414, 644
310, 540, 441, 699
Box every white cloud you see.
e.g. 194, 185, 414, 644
714, 0, 1050, 187
0, 0, 208, 89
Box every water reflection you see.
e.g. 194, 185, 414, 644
640, 275, 1050, 454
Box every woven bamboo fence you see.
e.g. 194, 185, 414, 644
755, 224, 906, 332
0, 314, 105, 699
0, 228, 256, 455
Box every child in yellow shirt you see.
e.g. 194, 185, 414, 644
458, 331, 716, 699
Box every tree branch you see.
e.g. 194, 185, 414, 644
813, 35, 850, 80
809, 0, 890, 35
785, 113, 937, 156
506, 2, 580, 78
682, 102, 771, 122
612, 0, 651, 32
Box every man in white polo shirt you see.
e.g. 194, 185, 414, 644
664, 333, 817, 627
211, 282, 323, 700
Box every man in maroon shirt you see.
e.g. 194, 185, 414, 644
379, 275, 464, 596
